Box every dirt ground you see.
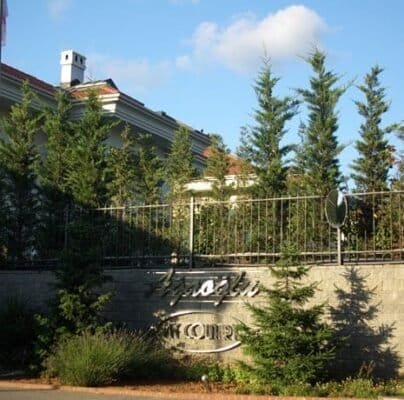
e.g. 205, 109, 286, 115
3, 377, 241, 395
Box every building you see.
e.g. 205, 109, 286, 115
185, 146, 256, 197
0, 49, 211, 169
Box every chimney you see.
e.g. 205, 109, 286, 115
60, 50, 86, 88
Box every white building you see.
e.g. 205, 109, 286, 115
0, 50, 211, 170
185, 147, 256, 198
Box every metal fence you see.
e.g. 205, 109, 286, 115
1, 190, 403, 268
93, 190, 404, 267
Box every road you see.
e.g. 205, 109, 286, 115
0, 388, 176, 400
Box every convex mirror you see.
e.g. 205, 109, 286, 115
325, 189, 347, 228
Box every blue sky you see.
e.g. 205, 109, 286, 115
2, 0, 404, 185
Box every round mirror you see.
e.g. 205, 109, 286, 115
325, 189, 347, 228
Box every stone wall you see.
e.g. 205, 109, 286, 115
0, 263, 403, 376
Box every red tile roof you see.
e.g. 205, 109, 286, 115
1, 63, 56, 95
203, 146, 251, 175
68, 83, 119, 100
0, 63, 120, 101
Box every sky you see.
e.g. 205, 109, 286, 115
2, 0, 404, 186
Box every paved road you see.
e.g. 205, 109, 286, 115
0, 388, 175, 400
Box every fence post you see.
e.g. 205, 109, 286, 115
189, 195, 194, 268
337, 227, 343, 266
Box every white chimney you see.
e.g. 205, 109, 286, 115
60, 50, 86, 88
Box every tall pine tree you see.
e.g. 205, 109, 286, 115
40, 90, 73, 199
43, 90, 115, 348
0, 81, 41, 263
166, 126, 198, 202
132, 133, 164, 204
204, 133, 231, 200
351, 65, 397, 192
395, 127, 404, 188
39, 90, 73, 258
238, 60, 298, 198
65, 89, 116, 208
106, 124, 137, 206
297, 49, 346, 196
0, 166, 5, 264
107, 128, 164, 206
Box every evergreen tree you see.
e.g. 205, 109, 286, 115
46, 89, 114, 337
132, 133, 164, 204
166, 126, 198, 202
107, 128, 164, 205
34, 214, 114, 367
38, 90, 73, 258
34, 91, 116, 359
288, 122, 309, 194
0, 167, 5, 264
351, 65, 397, 192
41, 90, 73, 197
238, 60, 299, 198
238, 246, 335, 387
54, 215, 113, 336
0, 81, 41, 263
204, 133, 231, 200
394, 127, 404, 188
296, 49, 346, 196
65, 89, 116, 208
106, 124, 137, 206
198, 134, 232, 256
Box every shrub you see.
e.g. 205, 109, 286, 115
0, 297, 39, 370
337, 378, 387, 398
124, 332, 174, 380
45, 331, 130, 386
44, 329, 172, 386
233, 378, 400, 398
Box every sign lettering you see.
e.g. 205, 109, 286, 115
146, 269, 260, 307
160, 311, 241, 353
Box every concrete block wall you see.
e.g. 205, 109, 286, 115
0, 264, 403, 375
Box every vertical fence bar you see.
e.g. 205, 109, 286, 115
337, 227, 342, 265
400, 192, 403, 259
189, 196, 194, 268
389, 192, 393, 260
304, 197, 307, 263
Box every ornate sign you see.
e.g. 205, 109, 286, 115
160, 311, 241, 353
146, 269, 260, 307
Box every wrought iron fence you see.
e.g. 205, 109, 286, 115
0, 190, 403, 268
192, 191, 403, 265
342, 191, 404, 262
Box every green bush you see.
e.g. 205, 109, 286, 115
124, 332, 174, 380
183, 360, 401, 398
335, 378, 389, 398
0, 297, 39, 370
44, 330, 172, 386
232, 377, 400, 398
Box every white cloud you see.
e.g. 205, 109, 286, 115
48, 0, 72, 19
175, 55, 192, 70
179, 5, 328, 73
87, 54, 172, 93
